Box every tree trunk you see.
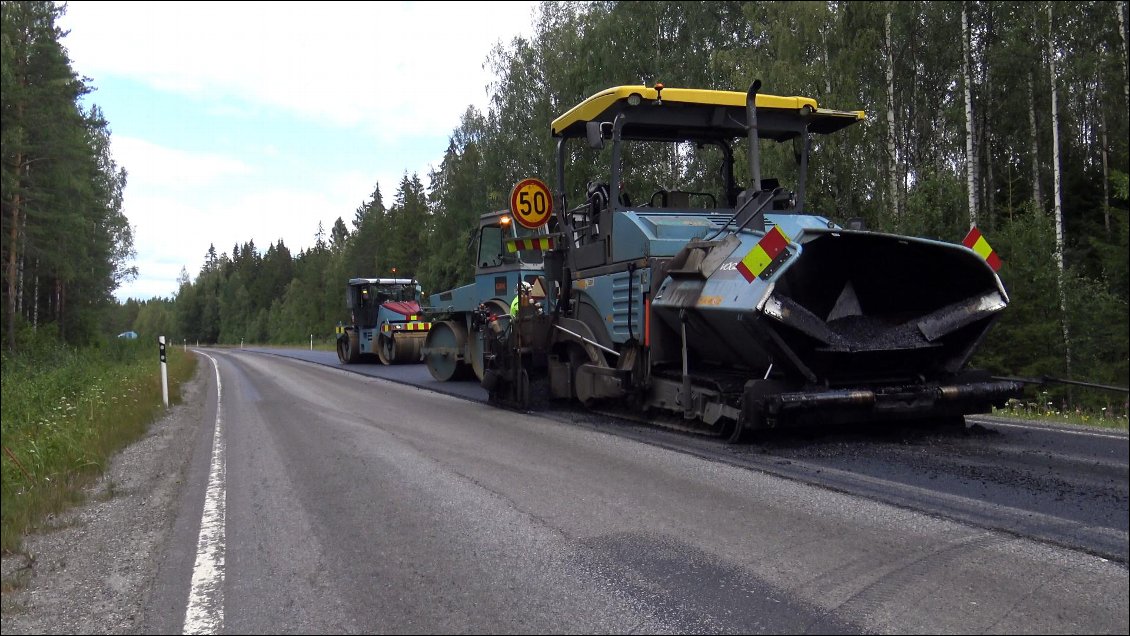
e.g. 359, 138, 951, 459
885, 9, 900, 224
984, 119, 993, 226
1101, 107, 1111, 237
7, 177, 21, 352
982, 3, 995, 226
1048, 2, 1072, 379
32, 263, 38, 331
17, 213, 26, 318
1028, 74, 1042, 212
962, 2, 978, 227
822, 21, 832, 96
56, 279, 65, 341
1118, 1, 1128, 106
822, 17, 835, 216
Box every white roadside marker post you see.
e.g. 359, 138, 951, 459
159, 335, 169, 408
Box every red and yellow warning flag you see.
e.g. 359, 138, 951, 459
505, 236, 555, 253
736, 225, 792, 283
962, 226, 1002, 272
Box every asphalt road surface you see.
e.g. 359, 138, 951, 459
2, 347, 1126, 634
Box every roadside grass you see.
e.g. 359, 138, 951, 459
1, 338, 197, 554
993, 400, 1129, 431
270, 337, 337, 352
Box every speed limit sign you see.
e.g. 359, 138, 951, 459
509, 178, 553, 230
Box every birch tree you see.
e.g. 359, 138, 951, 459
885, 6, 900, 223
962, 2, 979, 227
1028, 74, 1043, 212
1118, 1, 1128, 105
1047, 1, 1072, 377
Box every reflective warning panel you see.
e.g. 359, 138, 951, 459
505, 236, 555, 253
737, 225, 792, 283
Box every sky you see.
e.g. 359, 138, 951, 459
56, 1, 540, 302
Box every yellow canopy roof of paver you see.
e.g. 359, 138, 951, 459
551, 85, 865, 140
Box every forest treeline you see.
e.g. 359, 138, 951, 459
4, 1, 1128, 408
1, 0, 133, 351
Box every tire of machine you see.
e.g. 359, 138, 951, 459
470, 299, 509, 381
480, 328, 506, 395
727, 378, 785, 444
725, 410, 757, 444
336, 335, 349, 364
348, 330, 361, 363
567, 344, 591, 405
338, 332, 360, 364
377, 333, 395, 366
481, 368, 501, 392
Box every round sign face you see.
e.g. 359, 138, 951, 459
509, 178, 553, 230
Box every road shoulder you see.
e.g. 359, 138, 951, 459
0, 362, 209, 634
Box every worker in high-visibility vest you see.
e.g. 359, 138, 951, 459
510, 281, 534, 317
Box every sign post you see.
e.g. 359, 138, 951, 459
159, 335, 169, 408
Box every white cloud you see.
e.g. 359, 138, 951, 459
113, 136, 254, 189
109, 130, 405, 300
58, 1, 541, 302
120, 174, 370, 298
61, 1, 537, 140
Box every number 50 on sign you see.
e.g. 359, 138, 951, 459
510, 178, 553, 230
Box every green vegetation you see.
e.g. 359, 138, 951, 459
2, 1, 134, 351
0, 335, 196, 553
994, 399, 1129, 432
2, 2, 163, 554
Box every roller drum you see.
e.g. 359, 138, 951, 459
423, 320, 473, 381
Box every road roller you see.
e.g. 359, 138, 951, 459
420, 209, 550, 382
336, 277, 429, 365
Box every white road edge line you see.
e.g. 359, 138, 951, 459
968, 416, 1128, 440
183, 351, 226, 635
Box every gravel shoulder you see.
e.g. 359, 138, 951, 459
1, 363, 208, 635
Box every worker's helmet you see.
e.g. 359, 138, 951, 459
518, 281, 533, 294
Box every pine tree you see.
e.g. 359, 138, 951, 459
2, 0, 133, 348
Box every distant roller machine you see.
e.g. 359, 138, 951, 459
421, 209, 550, 382
336, 278, 430, 365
